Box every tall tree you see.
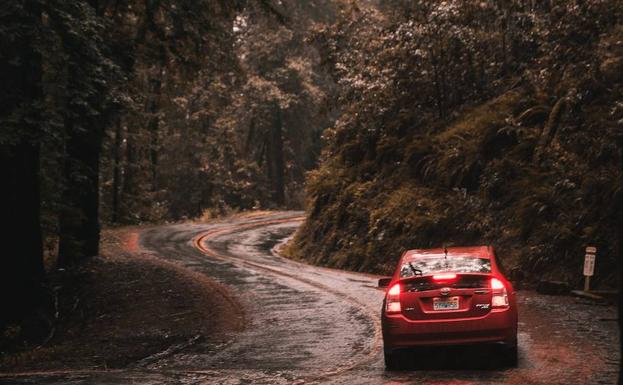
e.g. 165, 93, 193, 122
619, 136, 623, 385
0, 0, 46, 327
267, 101, 285, 205
49, 1, 118, 267
110, 118, 123, 223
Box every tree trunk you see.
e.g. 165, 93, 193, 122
53, 4, 105, 267
430, 49, 444, 119
268, 102, 285, 206
0, 143, 46, 326
619, 134, 623, 385
500, 8, 508, 75
0, 0, 46, 327
57, 117, 103, 267
147, 67, 163, 192
111, 118, 123, 223
148, 91, 160, 192
122, 119, 138, 220
534, 97, 566, 163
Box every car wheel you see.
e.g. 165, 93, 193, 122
503, 343, 518, 367
384, 348, 407, 370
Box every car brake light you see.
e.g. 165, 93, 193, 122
491, 278, 505, 290
432, 273, 457, 281
491, 278, 509, 308
386, 283, 401, 313
388, 283, 401, 295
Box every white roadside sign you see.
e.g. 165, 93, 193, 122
583, 246, 596, 292
583, 253, 595, 277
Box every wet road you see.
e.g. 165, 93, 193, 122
2, 211, 619, 384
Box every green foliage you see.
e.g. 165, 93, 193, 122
291, 0, 623, 288
98, 0, 338, 222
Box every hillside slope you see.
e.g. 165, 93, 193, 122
289, 1, 623, 288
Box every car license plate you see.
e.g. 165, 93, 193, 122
433, 296, 459, 311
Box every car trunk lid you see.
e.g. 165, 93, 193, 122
400, 274, 492, 320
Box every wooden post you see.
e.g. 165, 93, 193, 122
583, 246, 596, 292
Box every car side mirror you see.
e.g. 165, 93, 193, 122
378, 277, 392, 288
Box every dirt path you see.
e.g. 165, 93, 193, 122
1, 211, 619, 384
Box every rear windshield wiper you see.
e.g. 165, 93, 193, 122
408, 262, 423, 277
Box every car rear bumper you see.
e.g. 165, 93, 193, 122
382, 309, 517, 349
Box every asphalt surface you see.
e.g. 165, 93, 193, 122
1, 211, 620, 384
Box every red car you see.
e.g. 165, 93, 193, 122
379, 245, 518, 369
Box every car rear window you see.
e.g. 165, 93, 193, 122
399, 255, 491, 278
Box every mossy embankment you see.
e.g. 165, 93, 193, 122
287, 2, 623, 289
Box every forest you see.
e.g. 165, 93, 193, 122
0, 0, 621, 380
1, 0, 337, 335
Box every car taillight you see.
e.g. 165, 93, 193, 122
491, 278, 509, 308
385, 283, 401, 313
432, 273, 457, 281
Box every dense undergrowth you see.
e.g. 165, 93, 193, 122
289, 1, 623, 288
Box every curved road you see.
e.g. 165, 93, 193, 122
2, 211, 619, 384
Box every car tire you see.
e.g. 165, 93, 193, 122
384, 348, 406, 370
503, 343, 518, 367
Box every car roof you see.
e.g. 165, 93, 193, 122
402, 246, 493, 262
